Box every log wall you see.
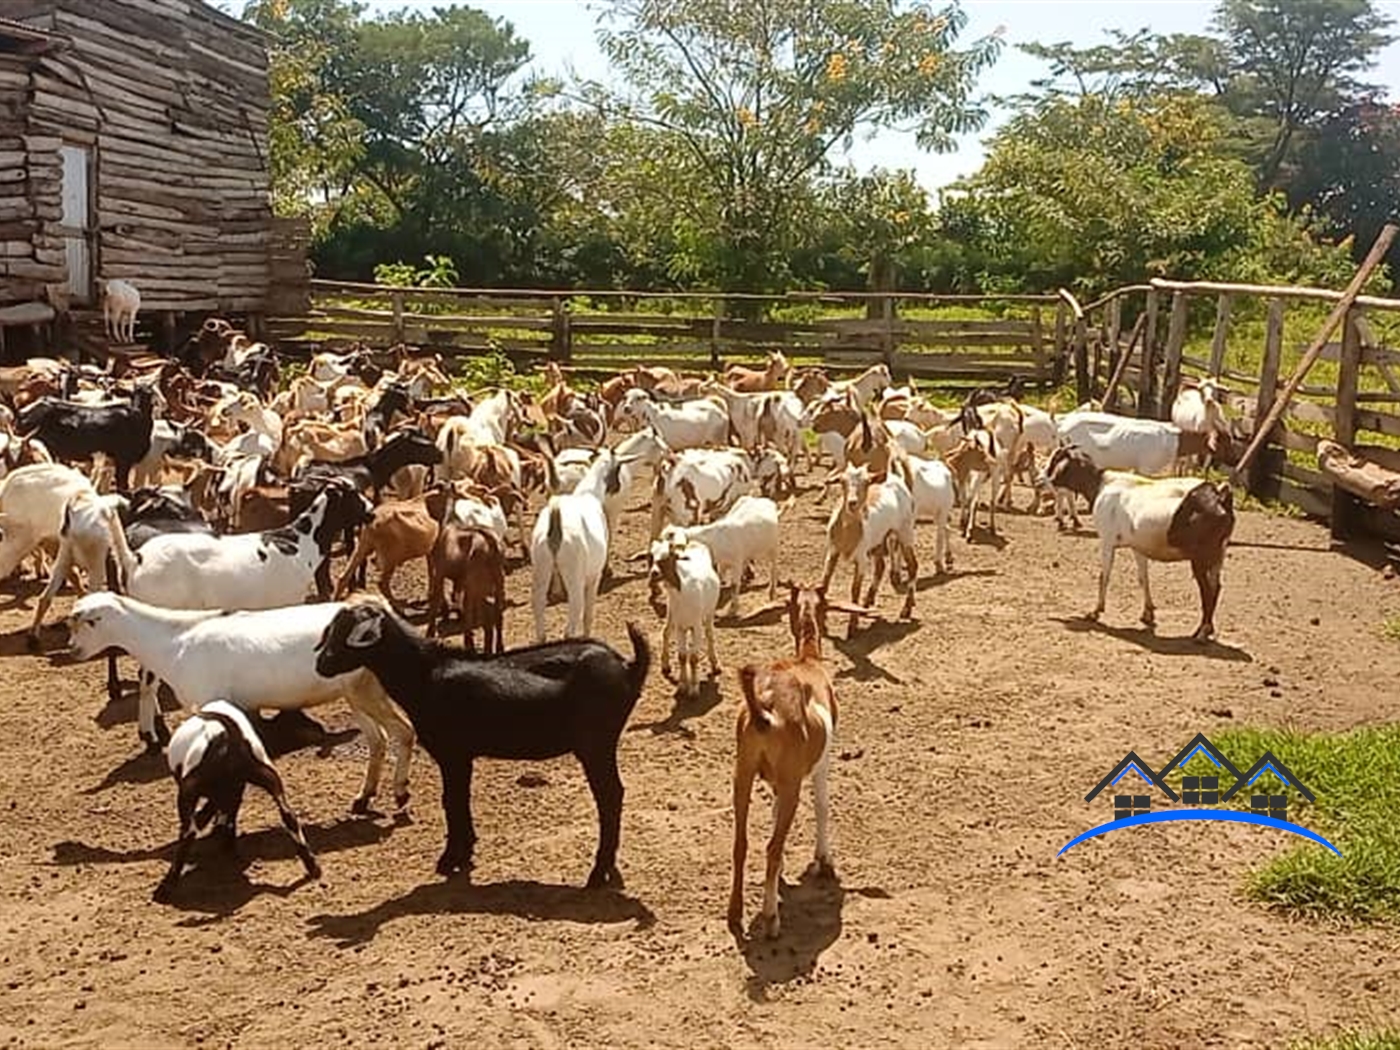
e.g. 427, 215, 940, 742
3, 0, 280, 313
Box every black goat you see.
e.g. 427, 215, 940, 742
18, 384, 156, 492
155, 701, 320, 903
313, 599, 650, 888
362, 382, 412, 449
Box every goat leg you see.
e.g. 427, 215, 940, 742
153, 783, 200, 904
728, 762, 756, 934
249, 761, 322, 882
762, 789, 801, 939
582, 750, 625, 889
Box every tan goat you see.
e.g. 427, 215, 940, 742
333, 498, 439, 610
728, 583, 869, 939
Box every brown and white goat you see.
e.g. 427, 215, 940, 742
728, 583, 868, 939
723, 350, 790, 393
820, 463, 918, 636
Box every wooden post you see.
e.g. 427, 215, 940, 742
159, 310, 176, 354
1138, 289, 1160, 419
1103, 313, 1148, 412
1102, 297, 1121, 393
1248, 298, 1286, 498
711, 297, 724, 369
1053, 302, 1067, 385
881, 293, 895, 369
1208, 293, 1232, 377
1233, 222, 1399, 482
1160, 291, 1190, 420
1056, 289, 1090, 403
1331, 308, 1364, 540
1029, 304, 1046, 386
391, 290, 405, 344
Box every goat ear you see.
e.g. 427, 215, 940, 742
344, 612, 383, 649
824, 599, 877, 617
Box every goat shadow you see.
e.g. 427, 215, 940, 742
0, 578, 46, 615
51, 816, 394, 922
831, 619, 920, 684
960, 524, 1010, 550
629, 677, 723, 738
304, 878, 656, 949
738, 867, 892, 1003
914, 567, 997, 593
1052, 616, 1253, 662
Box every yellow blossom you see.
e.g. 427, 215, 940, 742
918, 53, 940, 76
736, 106, 757, 128
826, 52, 848, 81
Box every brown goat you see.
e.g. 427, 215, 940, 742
426, 524, 506, 652
728, 583, 868, 940
723, 350, 790, 393
333, 498, 439, 610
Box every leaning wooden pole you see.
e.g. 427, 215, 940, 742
1230, 223, 1400, 483
1101, 312, 1148, 409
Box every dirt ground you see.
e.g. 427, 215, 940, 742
1, 473, 1398, 1050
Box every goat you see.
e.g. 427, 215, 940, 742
425, 524, 506, 652
649, 446, 756, 539
69, 592, 416, 813
153, 700, 320, 903
1170, 379, 1233, 473
945, 430, 1000, 539
103, 279, 140, 344
112, 483, 372, 747
647, 529, 720, 697
830, 363, 891, 409
1057, 410, 1218, 478
652, 494, 782, 618
0, 462, 97, 583
819, 463, 917, 636
617, 388, 728, 452
530, 449, 637, 640
1043, 446, 1235, 641
891, 453, 954, 575
333, 497, 439, 610
26, 489, 134, 647
728, 583, 866, 939
18, 384, 156, 492
723, 350, 790, 393
312, 598, 651, 887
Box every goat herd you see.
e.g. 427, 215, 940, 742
0, 326, 1242, 938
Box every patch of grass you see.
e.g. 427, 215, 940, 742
1291, 1029, 1400, 1050
1210, 724, 1400, 923
1382, 616, 1400, 642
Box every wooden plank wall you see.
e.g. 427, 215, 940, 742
0, 49, 62, 308
268, 283, 1068, 387
8, 0, 275, 313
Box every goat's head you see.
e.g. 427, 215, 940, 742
67, 591, 128, 662
313, 594, 394, 676
1041, 445, 1103, 501
646, 527, 688, 614
753, 581, 875, 658
840, 463, 874, 514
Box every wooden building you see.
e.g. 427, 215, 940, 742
0, 0, 307, 351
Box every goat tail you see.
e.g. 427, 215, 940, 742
737, 664, 776, 732
623, 620, 652, 705
545, 499, 564, 552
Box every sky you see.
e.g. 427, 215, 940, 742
349, 1, 1400, 194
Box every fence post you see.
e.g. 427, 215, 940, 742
881, 293, 895, 369
711, 297, 724, 369
1160, 291, 1189, 420
391, 290, 405, 344
1249, 297, 1286, 499
1138, 289, 1160, 418
1029, 304, 1046, 386
550, 296, 572, 362
1208, 293, 1232, 377
1102, 297, 1121, 393
1331, 308, 1364, 541
1053, 302, 1067, 384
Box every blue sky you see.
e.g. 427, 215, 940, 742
334, 1, 1400, 192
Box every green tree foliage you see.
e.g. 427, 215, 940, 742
583, 0, 1003, 291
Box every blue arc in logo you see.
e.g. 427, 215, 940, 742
1059, 809, 1343, 857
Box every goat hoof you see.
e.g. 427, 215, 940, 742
24, 633, 42, 653
394, 792, 411, 812
350, 796, 373, 816
141, 735, 162, 755
151, 881, 176, 905
763, 914, 781, 940
1193, 626, 1215, 643
305, 860, 323, 882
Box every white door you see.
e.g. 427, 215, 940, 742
59, 144, 92, 305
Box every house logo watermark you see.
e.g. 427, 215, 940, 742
1059, 733, 1341, 857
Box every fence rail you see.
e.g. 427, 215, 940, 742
267, 281, 1069, 388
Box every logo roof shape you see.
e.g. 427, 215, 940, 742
1221, 750, 1316, 803
1156, 732, 1244, 783
1085, 750, 1179, 803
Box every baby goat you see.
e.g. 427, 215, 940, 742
820, 463, 917, 636
314, 598, 650, 887
156, 700, 320, 903
648, 528, 720, 697
729, 583, 867, 939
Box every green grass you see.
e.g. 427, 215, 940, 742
1291, 1029, 1400, 1050
1382, 616, 1400, 642
1204, 725, 1400, 924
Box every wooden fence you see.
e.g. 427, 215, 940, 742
1072, 277, 1400, 544
268, 281, 1071, 388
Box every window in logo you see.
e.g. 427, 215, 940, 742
1251, 794, 1288, 821
1114, 795, 1152, 820
1182, 775, 1220, 805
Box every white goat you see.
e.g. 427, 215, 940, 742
27, 489, 133, 643
1170, 379, 1231, 472
68, 592, 416, 813
649, 447, 756, 538
891, 453, 954, 575
530, 449, 635, 641
0, 462, 96, 582
103, 279, 140, 344
648, 530, 721, 697
655, 494, 781, 618
618, 388, 729, 451
1057, 410, 1217, 478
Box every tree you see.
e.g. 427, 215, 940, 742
1210, 0, 1394, 186
583, 0, 1003, 293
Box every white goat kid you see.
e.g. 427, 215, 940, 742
27, 489, 134, 645
654, 493, 782, 618
891, 453, 955, 575
648, 530, 721, 697
618, 388, 728, 452
103, 279, 140, 344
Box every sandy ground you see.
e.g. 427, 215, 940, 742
0, 474, 1398, 1049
